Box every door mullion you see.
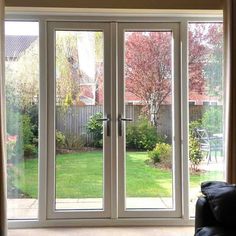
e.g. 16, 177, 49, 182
38, 18, 48, 223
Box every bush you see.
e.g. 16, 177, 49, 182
56, 130, 66, 149
24, 144, 37, 158
189, 136, 204, 172
189, 120, 204, 171
64, 133, 85, 150
202, 107, 223, 135
126, 117, 163, 151
22, 114, 34, 145
148, 142, 172, 168
10, 114, 37, 159
189, 119, 202, 137
87, 112, 103, 147
25, 104, 39, 142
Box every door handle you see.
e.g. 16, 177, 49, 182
96, 114, 111, 137
118, 114, 133, 136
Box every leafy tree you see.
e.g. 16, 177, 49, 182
189, 23, 223, 98
56, 32, 81, 106
125, 24, 223, 127
203, 24, 223, 98
5, 40, 39, 111
125, 32, 172, 127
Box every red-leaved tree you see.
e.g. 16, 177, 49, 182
125, 24, 223, 127
125, 32, 172, 127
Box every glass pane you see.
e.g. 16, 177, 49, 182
124, 31, 173, 209
188, 23, 225, 217
5, 21, 39, 219
55, 31, 104, 210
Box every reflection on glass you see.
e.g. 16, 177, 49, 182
55, 31, 104, 210
124, 31, 173, 209
5, 21, 39, 219
188, 23, 225, 217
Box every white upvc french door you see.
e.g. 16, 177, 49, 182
46, 21, 181, 220
117, 23, 181, 218
47, 21, 112, 219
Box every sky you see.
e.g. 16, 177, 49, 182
5, 21, 39, 35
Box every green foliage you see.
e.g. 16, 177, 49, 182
8, 113, 37, 157
5, 40, 39, 111
64, 93, 73, 107
23, 144, 37, 158
87, 112, 103, 147
56, 130, 66, 149
189, 136, 204, 172
21, 114, 34, 145
148, 143, 172, 168
64, 133, 85, 150
202, 107, 223, 135
189, 119, 202, 136
189, 120, 204, 172
21, 115, 37, 158
25, 104, 39, 142
126, 117, 163, 151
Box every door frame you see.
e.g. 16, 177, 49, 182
46, 21, 112, 219
117, 22, 182, 218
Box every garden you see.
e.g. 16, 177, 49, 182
5, 23, 224, 202
7, 107, 224, 199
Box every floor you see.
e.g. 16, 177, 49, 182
9, 227, 195, 236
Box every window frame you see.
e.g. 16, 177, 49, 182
5, 9, 223, 228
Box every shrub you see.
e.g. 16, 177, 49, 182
25, 104, 39, 142
87, 112, 103, 147
189, 120, 204, 172
189, 119, 202, 137
22, 114, 34, 145
148, 142, 172, 168
64, 133, 85, 150
6, 109, 39, 159
126, 117, 163, 151
202, 107, 223, 135
56, 130, 66, 149
11, 114, 37, 159
23, 144, 37, 158
189, 136, 204, 172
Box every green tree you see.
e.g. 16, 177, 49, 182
5, 40, 39, 111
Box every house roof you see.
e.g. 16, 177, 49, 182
5, 35, 38, 59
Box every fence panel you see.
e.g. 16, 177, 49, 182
56, 104, 219, 146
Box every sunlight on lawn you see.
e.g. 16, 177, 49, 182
14, 151, 222, 198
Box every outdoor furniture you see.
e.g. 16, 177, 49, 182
194, 128, 223, 164
195, 181, 236, 236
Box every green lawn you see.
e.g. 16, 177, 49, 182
13, 151, 223, 198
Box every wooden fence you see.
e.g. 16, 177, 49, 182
56, 104, 221, 145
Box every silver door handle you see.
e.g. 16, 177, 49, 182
96, 114, 111, 136
118, 114, 133, 136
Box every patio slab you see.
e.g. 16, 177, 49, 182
8, 197, 174, 219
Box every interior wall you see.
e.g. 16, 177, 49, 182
5, 0, 224, 9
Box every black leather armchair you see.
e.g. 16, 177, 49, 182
195, 195, 236, 236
